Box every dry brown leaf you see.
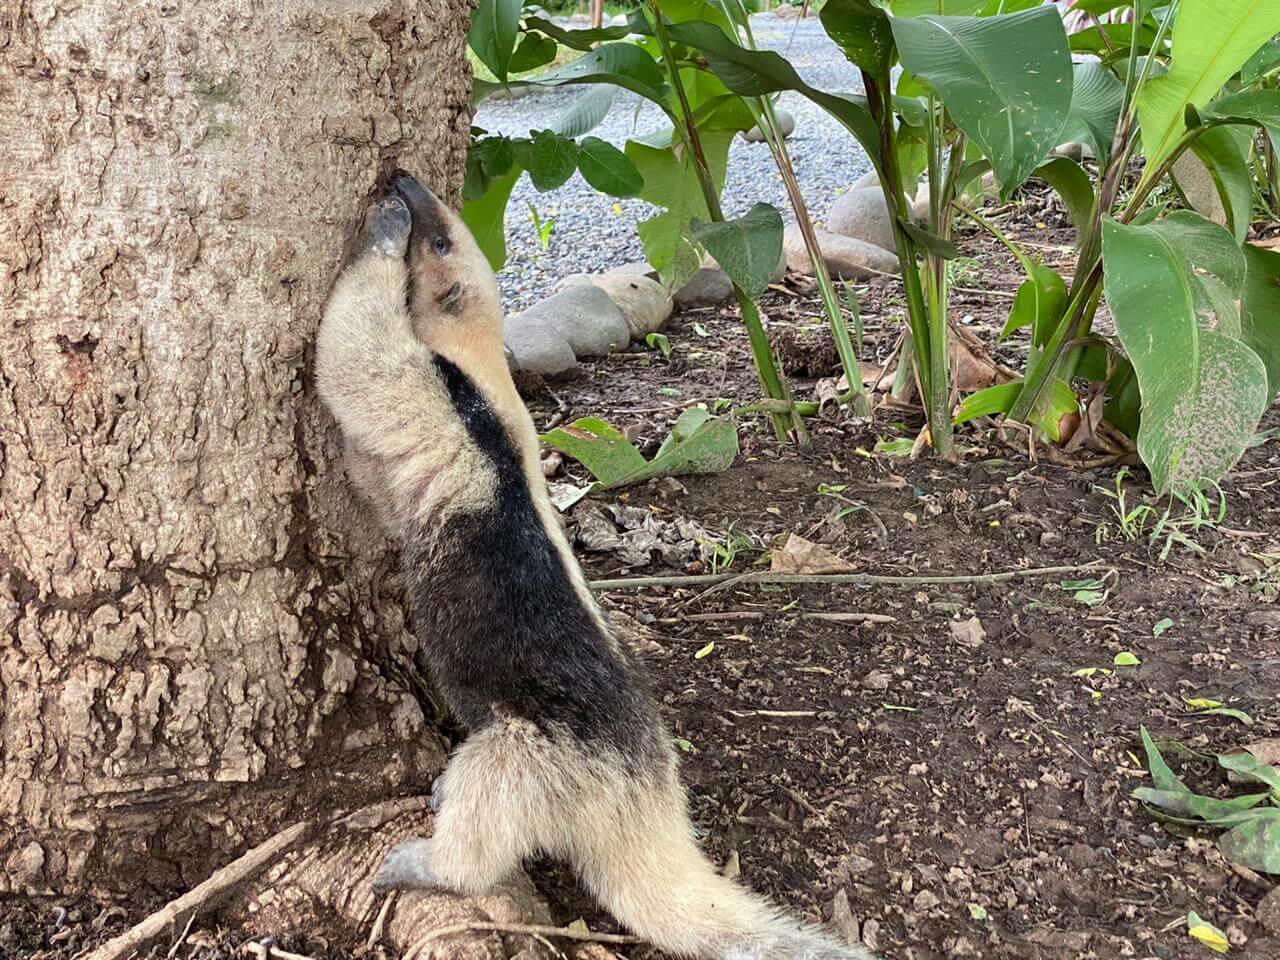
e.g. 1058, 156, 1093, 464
949, 616, 987, 648
770, 533, 855, 575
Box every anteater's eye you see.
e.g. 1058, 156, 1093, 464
433, 235, 449, 255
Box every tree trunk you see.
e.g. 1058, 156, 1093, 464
0, 0, 485, 928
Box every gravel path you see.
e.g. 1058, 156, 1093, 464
474, 13, 874, 310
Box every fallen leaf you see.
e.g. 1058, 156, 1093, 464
1154, 617, 1175, 637
694, 641, 715, 660
1186, 910, 1229, 954
1114, 651, 1141, 667
949, 616, 986, 648
770, 533, 854, 575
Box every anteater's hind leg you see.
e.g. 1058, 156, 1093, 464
374, 720, 558, 895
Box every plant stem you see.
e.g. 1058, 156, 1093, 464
647, 0, 798, 440
862, 69, 950, 455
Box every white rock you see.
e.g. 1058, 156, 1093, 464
503, 314, 577, 376
852, 168, 881, 191
519, 284, 630, 358
1051, 141, 1095, 162
742, 107, 796, 143
674, 267, 735, 309
561, 273, 674, 338
825, 186, 896, 251
606, 261, 660, 280
783, 224, 899, 280
611, 13, 629, 26
773, 3, 799, 19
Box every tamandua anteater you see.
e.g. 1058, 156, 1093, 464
316, 170, 873, 960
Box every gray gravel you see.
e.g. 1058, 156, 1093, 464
474, 13, 874, 310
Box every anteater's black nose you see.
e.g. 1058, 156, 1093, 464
388, 169, 448, 247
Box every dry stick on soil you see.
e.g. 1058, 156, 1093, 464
85, 821, 315, 960
418, 921, 641, 946
589, 561, 1111, 596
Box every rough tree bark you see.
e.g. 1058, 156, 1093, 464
0, 0, 551, 950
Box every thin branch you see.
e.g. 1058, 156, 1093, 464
418, 921, 642, 946
589, 560, 1112, 592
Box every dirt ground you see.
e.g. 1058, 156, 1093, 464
6, 193, 1280, 960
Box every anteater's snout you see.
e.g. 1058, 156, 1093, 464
387, 169, 448, 247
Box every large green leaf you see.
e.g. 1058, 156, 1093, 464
1218, 812, 1280, 874
890, 0, 985, 13
1034, 156, 1096, 232
890, 7, 1073, 195
654, 20, 883, 166
1242, 243, 1280, 400
691, 203, 784, 299
528, 130, 578, 190
522, 15, 632, 51
1182, 124, 1254, 245
820, 0, 897, 76
507, 32, 558, 74
469, 0, 523, 82
493, 42, 669, 106
577, 136, 644, 197
1136, 0, 1280, 182
1204, 88, 1280, 155
1102, 211, 1270, 495
1243, 37, 1280, 83
1001, 260, 1068, 347
553, 86, 619, 138
1058, 61, 1125, 165
461, 164, 521, 271
541, 410, 739, 491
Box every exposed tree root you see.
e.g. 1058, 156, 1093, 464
84, 797, 593, 960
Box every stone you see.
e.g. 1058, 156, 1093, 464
773, 3, 799, 19
742, 107, 796, 142
611, 13, 629, 26
519, 284, 630, 358
783, 224, 899, 280
1052, 141, 1095, 162
852, 168, 880, 191
825, 186, 896, 251
561, 273, 673, 338
1258, 886, 1280, 934
1173, 150, 1228, 228
606, 261, 660, 280
503, 313, 577, 376
674, 267, 734, 309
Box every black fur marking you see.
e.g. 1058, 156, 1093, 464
404, 356, 658, 766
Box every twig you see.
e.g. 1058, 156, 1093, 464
589, 560, 1111, 594
87, 821, 315, 960
418, 921, 641, 946
730, 709, 818, 718
366, 892, 395, 950
802, 612, 896, 624
242, 944, 317, 960
165, 911, 197, 959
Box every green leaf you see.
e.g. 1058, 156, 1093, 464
541, 412, 739, 491
694, 641, 715, 659
1204, 88, 1280, 157
508, 31, 558, 74
553, 86, 619, 138
460, 164, 521, 271
967, 903, 988, 921
891, 7, 1073, 195
522, 15, 632, 51
820, 0, 897, 76
1242, 243, 1280, 400
1243, 37, 1280, 83
1200, 708, 1256, 726
645, 332, 672, 358
655, 20, 883, 167
1218, 751, 1280, 793
577, 136, 644, 197
1136, 0, 1280, 182
1153, 617, 1174, 637
1114, 651, 1141, 666
899, 219, 959, 259
1140, 725, 1187, 793
528, 131, 579, 191
1001, 260, 1068, 347
1035, 156, 1096, 231
469, 0, 523, 82
1058, 61, 1125, 165
1186, 911, 1231, 955
890, 0, 986, 13
1182, 124, 1254, 245
953, 381, 1021, 425
690, 203, 784, 299
513, 42, 668, 105
1101, 211, 1270, 495
1217, 812, 1280, 873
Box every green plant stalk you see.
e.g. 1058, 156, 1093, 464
646, 0, 798, 441
721, 0, 870, 418
921, 95, 955, 459
862, 69, 953, 456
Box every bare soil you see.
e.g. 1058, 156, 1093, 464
6, 191, 1279, 960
